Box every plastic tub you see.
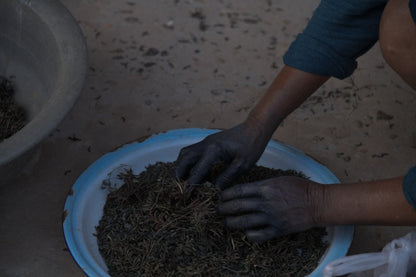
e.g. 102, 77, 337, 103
63, 128, 354, 277
0, 0, 87, 184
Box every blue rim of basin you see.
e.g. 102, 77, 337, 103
63, 128, 354, 277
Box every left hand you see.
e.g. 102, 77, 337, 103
217, 176, 323, 243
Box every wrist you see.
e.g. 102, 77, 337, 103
311, 178, 416, 226
245, 108, 282, 137
306, 182, 331, 226
246, 66, 329, 134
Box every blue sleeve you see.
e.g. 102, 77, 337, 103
283, 0, 387, 79
403, 167, 416, 211
410, 0, 416, 24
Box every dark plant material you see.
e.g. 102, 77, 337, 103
0, 76, 26, 141
96, 162, 327, 277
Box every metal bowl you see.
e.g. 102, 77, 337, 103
0, 0, 87, 183
63, 129, 354, 277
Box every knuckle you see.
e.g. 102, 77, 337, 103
258, 183, 271, 196
233, 185, 244, 197
257, 202, 269, 213
231, 199, 244, 213
189, 168, 206, 184
206, 142, 220, 152
178, 146, 192, 157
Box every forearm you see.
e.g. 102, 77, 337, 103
317, 177, 416, 225
246, 66, 329, 136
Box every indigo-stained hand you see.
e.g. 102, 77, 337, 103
175, 121, 270, 188
217, 176, 321, 243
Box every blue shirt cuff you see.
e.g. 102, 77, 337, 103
403, 166, 416, 211
410, 0, 416, 24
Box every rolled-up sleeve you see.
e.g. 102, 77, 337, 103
283, 0, 387, 79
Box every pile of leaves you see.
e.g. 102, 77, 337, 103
0, 77, 26, 141
96, 162, 327, 276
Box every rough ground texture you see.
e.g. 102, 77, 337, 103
0, 0, 415, 276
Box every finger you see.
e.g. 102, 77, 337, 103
245, 226, 278, 243
216, 159, 248, 189
217, 198, 263, 215
220, 182, 261, 201
187, 147, 221, 184
223, 213, 268, 230
175, 146, 202, 179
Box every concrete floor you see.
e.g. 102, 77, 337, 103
1, 0, 416, 276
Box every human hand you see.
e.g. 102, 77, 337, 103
176, 120, 271, 188
217, 176, 323, 243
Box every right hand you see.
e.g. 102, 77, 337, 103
175, 120, 271, 188
217, 176, 322, 242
